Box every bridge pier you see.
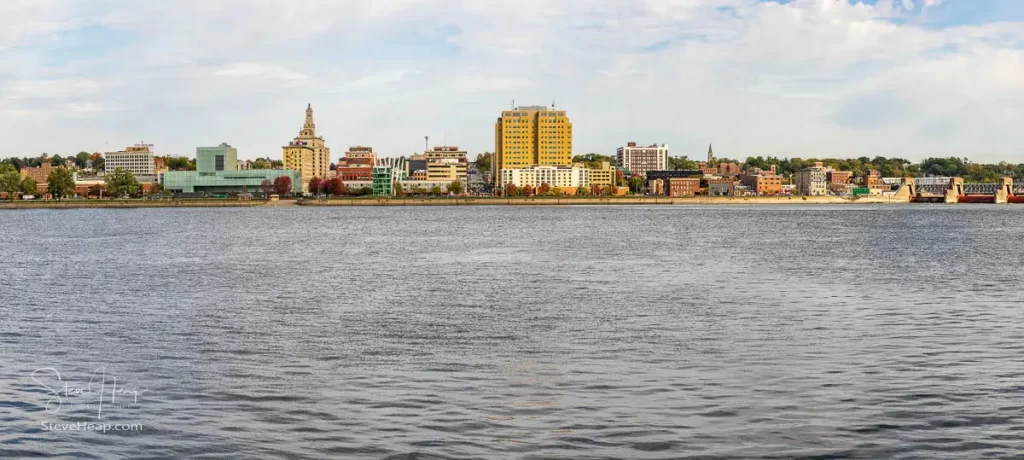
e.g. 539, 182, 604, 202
945, 177, 963, 204
995, 177, 1013, 204
894, 177, 915, 202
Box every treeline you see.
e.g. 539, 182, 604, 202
1, 154, 287, 173
739, 156, 1024, 182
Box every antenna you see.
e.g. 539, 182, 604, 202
552, 99, 556, 109
512, 99, 515, 110
424, 136, 429, 152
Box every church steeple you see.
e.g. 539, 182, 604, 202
707, 143, 714, 164
301, 104, 316, 138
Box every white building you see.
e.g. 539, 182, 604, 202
500, 166, 591, 189
616, 142, 668, 178
105, 144, 155, 176
795, 162, 828, 196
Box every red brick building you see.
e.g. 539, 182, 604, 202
667, 177, 701, 197
741, 173, 782, 195
336, 146, 376, 181
20, 164, 52, 193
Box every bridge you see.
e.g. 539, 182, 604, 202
899, 177, 1024, 204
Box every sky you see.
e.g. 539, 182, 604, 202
1, 0, 1023, 163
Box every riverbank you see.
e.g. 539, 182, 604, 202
0, 199, 275, 209
0, 195, 918, 209
298, 195, 911, 206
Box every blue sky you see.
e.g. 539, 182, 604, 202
1, 0, 1023, 163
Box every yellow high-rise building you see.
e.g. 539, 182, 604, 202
493, 105, 573, 183
283, 104, 331, 193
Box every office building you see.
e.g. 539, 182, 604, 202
588, 161, 615, 186
283, 104, 331, 192
796, 162, 828, 196
493, 104, 573, 182
425, 146, 468, 182
499, 165, 590, 189
616, 142, 667, 178
105, 144, 156, 176
337, 146, 376, 181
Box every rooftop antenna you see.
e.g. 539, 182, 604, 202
424, 136, 429, 152
512, 99, 515, 110
552, 100, 556, 109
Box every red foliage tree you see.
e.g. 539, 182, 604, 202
308, 177, 322, 195
260, 179, 273, 196
615, 169, 625, 186
328, 177, 346, 196
274, 176, 292, 195
538, 183, 551, 195
504, 184, 518, 196
522, 185, 535, 196
590, 184, 602, 196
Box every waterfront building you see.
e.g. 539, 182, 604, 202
864, 169, 885, 189
407, 154, 428, 177
493, 104, 573, 184
425, 146, 468, 182
164, 143, 300, 194
588, 161, 615, 186
19, 163, 52, 193
708, 178, 735, 196
500, 165, 590, 189
105, 144, 156, 176
372, 157, 406, 196
337, 146, 376, 181
666, 177, 701, 197
154, 157, 168, 175
718, 162, 742, 176
827, 170, 853, 194
796, 162, 828, 196
616, 142, 667, 178
282, 104, 331, 193
197, 143, 238, 172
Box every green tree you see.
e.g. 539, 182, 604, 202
429, 185, 442, 196
93, 156, 105, 171
0, 164, 21, 199
20, 177, 37, 195
105, 168, 141, 198
668, 156, 699, 170
576, 186, 587, 196
628, 175, 646, 194
394, 182, 404, 196
447, 181, 464, 195
474, 152, 492, 176
74, 151, 91, 168
46, 167, 76, 199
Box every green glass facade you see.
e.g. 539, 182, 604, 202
196, 143, 238, 173
163, 170, 301, 194
372, 167, 394, 196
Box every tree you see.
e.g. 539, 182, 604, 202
615, 169, 625, 186
429, 185, 443, 196
274, 176, 292, 195
522, 184, 535, 196
47, 167, 75, 199
20, 177, 37, 195
0, 164, 20, 199
88, 184, 104, 198
576, 186, 587, 196
628, 176, 646, 194
394, 181, 404, 196
447, 181, 464, 195
668, 156, 699, 170
537, 183, 551, 195
104, 168, 141, 198
503, 184, 518, 196
590, 184, 602, 196
474, 152, 492, 177
572, 153, 616, 169
260, 179, 273, 197
309, 177, 322, 196
75, 151, 91, 169
328, 177, 345, 196
93, 156, 105, 172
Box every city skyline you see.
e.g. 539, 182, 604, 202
2, 1, 1024, 162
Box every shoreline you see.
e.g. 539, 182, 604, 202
0, 195, 916, 209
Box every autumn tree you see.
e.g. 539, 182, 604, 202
590, 184, 602, 196
328, 177, 345, 196
260, 179, 273, 197
537, 183, 551, 195
273, 176, 292, 195
504, 184, 518, 196
522, 185, 535, 196
309, 177, 322, 196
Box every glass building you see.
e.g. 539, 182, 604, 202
162, 143, 301, 194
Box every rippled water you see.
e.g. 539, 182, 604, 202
1, 205, 1023, 459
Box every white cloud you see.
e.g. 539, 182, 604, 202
0, 0, 1022, 162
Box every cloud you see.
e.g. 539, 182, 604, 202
0, 0, 1022, 162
